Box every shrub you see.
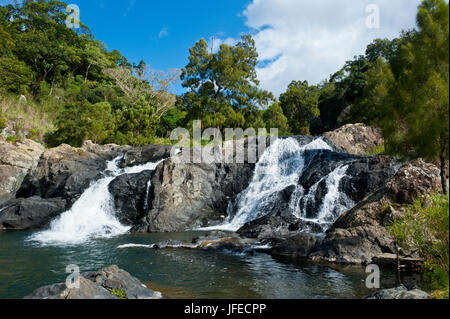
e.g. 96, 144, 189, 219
109, 289, 128, 299
390, 193, 449, 298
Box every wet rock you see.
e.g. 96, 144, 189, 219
0, 139, 44, 205
310, 159, 443, 265
0, 196, 67, 231
122, 144, 173, 167
20, 144, 108, 205
134, 158, 255, 233
365, 286, 431, 299
323, 123, 384, 155
267, 234, 321, 258
25, 265, 162, 299
108, 170, 154, 226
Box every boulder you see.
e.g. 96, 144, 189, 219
365, 286, 431, 299
19, 144, 109, 205
0, 139, 44, 205
310, 159, 443, 264
0, 196, 67, 231
25, 265, 162, 299
133, 151, 255, 232
82, 265, 162, 299
267, 233, 321, 258
323, 124, 384, 155
121, 144, 173, 167
108, 170, 154, 225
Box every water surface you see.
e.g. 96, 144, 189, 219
0, 231, 418, 299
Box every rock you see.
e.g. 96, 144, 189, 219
0, 139, 45, 205
25, 265, 162, 299
108, 170, 154, 225
0, 196, 67, 230
122, 144, 173, 167
81, 140, 131, 158
310, 159, 442, 264
323, 124, 384, 155
134, 157, 255, 233
237, 152, 398, 240
20, 144, 109, 205
372, 253, 423, 268
82, 265, 162, 299
365, 286, 431, 299
267, 233, 321, 258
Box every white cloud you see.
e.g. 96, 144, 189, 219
237, 0, 422, 95
158, 27, 169, 38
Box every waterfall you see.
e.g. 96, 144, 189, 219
200, 137, 337, 232
290, 164, 354, 228
28, 156, 162, 246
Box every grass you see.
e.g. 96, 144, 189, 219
389, 192, 449, 299
0, 94, 56, 144
365, 143, 386, 156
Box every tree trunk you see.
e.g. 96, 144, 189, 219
85, 63, 92, 82
441, 155, 448, 195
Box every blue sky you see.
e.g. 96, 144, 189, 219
1, 0, 423, 95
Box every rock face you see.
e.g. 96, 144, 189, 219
237, 153, 398, 240
0, 197, 67, 230
323, 124, 384, 155
133, 158, 255, 232
20, 144, 110, 204
25, 265, 162, 299
0, 139, 44, 205
365, 286, 431, 299
310, 159, 442, 264
122, 144, 173, 167
108, 170, 154, 225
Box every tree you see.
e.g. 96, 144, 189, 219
263, 102, 291, 136
279, 80, 320, 135
380, 0, 449, 194
181, 35, 273, 130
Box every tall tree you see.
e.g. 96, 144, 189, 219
181, 35, 273, 130
279, 80, 320, 135
381, 0, 449, 193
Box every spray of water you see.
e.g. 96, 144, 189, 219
28, 157, 162, 246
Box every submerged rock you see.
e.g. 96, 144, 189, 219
24, 265, 162, 299
365, 286, 431, 299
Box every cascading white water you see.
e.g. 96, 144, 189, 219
200, 137, 334, 232
290, 164, 354, 227
28, 157, 163, 246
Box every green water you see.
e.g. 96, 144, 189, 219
0, 231, 415, 299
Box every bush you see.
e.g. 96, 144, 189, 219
0, 116, 6, 131
109, 289, 128, 299
390, 193, 449, 298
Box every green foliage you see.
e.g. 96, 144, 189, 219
0, 56, 34, 94
263, 102, 291, 136
181, 35, 273, 130
0, 116, 6, 131
279, 81, 319, 135
109, 289, 128, 300
365, 143, 385, 156
389, 193, 449, 297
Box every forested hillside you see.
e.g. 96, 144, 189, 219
0, 0, 448, 188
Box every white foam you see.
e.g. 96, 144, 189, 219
28, 157, 163, 246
